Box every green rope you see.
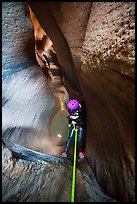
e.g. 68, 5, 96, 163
71, 123, 78, 202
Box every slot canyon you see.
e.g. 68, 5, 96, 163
2, 2, 135, 202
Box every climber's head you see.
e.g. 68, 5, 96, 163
67, 99, 80, 112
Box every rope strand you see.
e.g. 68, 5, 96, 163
71, 123, 78, 202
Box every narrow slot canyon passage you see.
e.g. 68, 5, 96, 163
2, 2, 135, 202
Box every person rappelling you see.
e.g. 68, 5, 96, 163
62, 99, 86, 159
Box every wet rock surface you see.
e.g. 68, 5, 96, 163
2, 144, 72, 202
2, 143, 117, 202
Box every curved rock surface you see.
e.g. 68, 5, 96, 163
2, 143, 117, 202
2, 2, 135, 202
49, 2, 135, 201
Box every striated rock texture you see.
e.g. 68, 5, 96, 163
2, 2, 135, 203
49, 2, 135, 202
2, 143, 117, 202
2, 144, 73, 202
81, 3, 135, 202
2, 2, 36, 81
2, 2, 69, 154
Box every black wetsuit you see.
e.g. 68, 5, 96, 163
64, 106, 85, 154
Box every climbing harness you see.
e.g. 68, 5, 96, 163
71, 122, 78, 202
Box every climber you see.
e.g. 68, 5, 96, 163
62, 99, 86, 159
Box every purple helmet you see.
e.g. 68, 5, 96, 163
67, 99, 79, 111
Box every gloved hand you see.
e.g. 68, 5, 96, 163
72, 121, 76, 125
